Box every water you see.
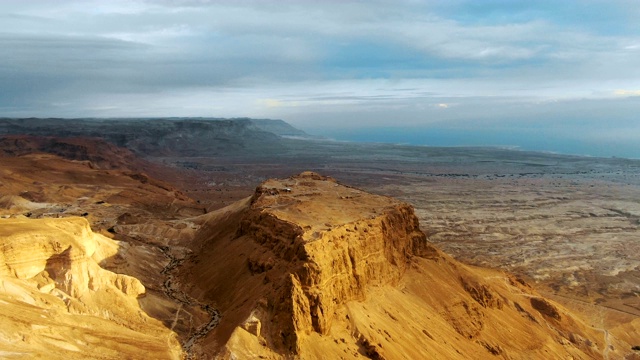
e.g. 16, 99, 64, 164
307, 126, 640, 160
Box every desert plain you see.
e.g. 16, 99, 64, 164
166, 138, 640, 329
0, 119, 639, 359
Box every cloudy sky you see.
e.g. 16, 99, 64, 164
1, 0, 639, 157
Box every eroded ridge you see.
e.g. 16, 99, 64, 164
181, 172, 609, 359
0, 217, 183, 359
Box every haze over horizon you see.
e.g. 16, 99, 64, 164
1, 0, 639, 158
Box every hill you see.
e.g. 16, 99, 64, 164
0, 217, 183, 359
179, 172, 607, 359
248, 118, 312, 138
0, 117, 298, 157
1, 136, 638, 358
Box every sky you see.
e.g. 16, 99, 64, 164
1, 0, 639, 157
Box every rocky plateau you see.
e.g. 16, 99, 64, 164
1, 119, 639, 359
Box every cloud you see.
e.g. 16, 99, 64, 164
257, 98, 296, 108
614, 89, 640, 96
0, 0, 640, 156
259, 99, 283, 108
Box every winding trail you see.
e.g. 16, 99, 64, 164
602, 329, 611, 360
159, 246, 221, 358
597, 307, 612, 360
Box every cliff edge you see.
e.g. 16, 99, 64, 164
181, 172, 605, 359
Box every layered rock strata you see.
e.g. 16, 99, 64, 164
0, 217, 182, 359
239, 173, 430, 352
184, 172, 603, 359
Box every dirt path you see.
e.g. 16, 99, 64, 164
159, 246, 221, 358
601, 328, 611, 360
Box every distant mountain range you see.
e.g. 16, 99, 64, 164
0, 117, 313, 157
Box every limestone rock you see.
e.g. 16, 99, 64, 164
530, 297, 562, 320
241, 173, 430, 340
0, 217, 181, 359
241, 311, 262, 337
0, 217, 144, 301
184, 172, 605, 359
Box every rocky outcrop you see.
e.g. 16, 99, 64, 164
239, 173, 429, 346
185, 172, 436, 354
0, 217, 144, 309
0, 217, 183, 359
530, 297, 562, 320
460, 274, 504, 309
185, 172, 604, 359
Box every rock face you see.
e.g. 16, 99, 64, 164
0, 217, 182, 359
0, 217, 144, 300
182, 172, 604, 359
231, 172, 430, 352
243, 173, 428, 338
